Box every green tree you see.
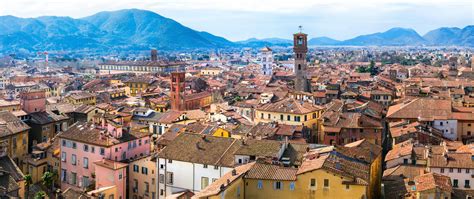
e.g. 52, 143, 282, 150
41, 171, 55, 191
24, 174, 32, 199
34, 191, 46, 199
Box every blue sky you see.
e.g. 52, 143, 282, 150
0, 0, 472, 41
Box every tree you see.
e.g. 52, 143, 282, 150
24, 174, 32, 199
41, 171, 55, 191
34, 191, 46, 199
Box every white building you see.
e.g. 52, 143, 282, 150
157, 133, 239, 197
259, 46, 273, 76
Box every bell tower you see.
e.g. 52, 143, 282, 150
294, 26, 309, 92
170, 72, 185, 111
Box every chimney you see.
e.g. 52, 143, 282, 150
231, 169, 237, 176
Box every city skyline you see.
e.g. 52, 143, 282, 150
0, 0, 472, 41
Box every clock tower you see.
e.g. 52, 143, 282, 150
294, 28, 309, 92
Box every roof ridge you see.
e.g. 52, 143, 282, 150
214, 138, 238, 166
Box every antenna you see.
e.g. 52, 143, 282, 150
298, 25, 303, 33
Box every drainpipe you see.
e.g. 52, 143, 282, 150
193, 163, 195, 193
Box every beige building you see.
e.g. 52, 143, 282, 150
129, 155, 157, 199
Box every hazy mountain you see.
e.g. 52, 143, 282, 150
340, 28, 426, 46
424, 26, 474, 46
236, 38, 293, 47
0, 9, 234, 51
308, 37, 341, 46
0, 9, 472, 52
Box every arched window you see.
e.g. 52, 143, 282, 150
298, 64, 301, 70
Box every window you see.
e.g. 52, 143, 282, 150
71, 154, 76, 165
83, 157, 89, 169
133, 165, 139, 172
440, 122, 444, 126
441, 168, 444, 173
280, 115, 284, 120
100, 148, 105, 155
159, 174, 164, 183
72, 142, 77, 149
166, 172, 173, 184
142, 167, 148, 175
449, 168, 454, 173
145, 182, 150, 193
71, 172, 77, 185
203, 164, 208, 168
257, 180, 263, 189
346, 184, 350, 190
236, 186, 241, 197
310, 179, 316, 187
313, 113, 317, 118
201, 177, 209, 189
61, 152, 66, 162
61, 169, 67, 182
214, 165, 219, 170
467, 169, 470, 173
168, 159, 172, 164
274, 181, 282, 190
466, 180, 471, 188
453, 179, 458, 187
91, 147, 95, 153
294, 116, 301, 122
83, 144, 89, 152
133, 179, 138, 191
403, 159, 408, 164
287, 115, 290, 121
324, 179, 329, 188
267, 114, 271, 119
62, 140, 66, 147
304, 115, 307, 121
458, 168, 462, 173
289, 182, 295, 191
83, 176, 90, 188
261, 113, 264, 119
119, 173, 122, 180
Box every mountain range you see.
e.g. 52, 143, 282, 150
0, 9, 472, 52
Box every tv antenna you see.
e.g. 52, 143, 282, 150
298, 25, 303, 33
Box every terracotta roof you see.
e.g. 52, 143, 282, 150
256, 98, 322, 114
412, 172, 452, 193
385, 139, 414, 162
387, 98, 452, 120
429, 153, 474, 169
382, 165, 425, 179
94, 159, 128, 170
245, 161, 297, 181
158, 133, 239, 167
234, 139, 283, 158
0, 111, 30, 136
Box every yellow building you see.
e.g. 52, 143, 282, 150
64, 91, 97, 105
198, 139, 382, 199
0, 111, 30, 172
200, 67, 223, 76
255, 98, 324, 141
129, 155, 157, 199
124, 78, 154, 97
0, 99, 21, 112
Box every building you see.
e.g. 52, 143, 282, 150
254, 98, 324, 142
20, 90, 46, 114
0, 99, 21, 112
59, 121, 151, 199
64, 91, 97, 106
157, 133, 240, 197
259, 47, 273, 76
196, 150, 374, 199
129, 155, 157, 199
293, 31, 309, 92
170, 72, 213, 111
124, 78, 155, 97
0, 111, 30, 172
200, 67, 223, 76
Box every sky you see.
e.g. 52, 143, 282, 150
0, 0, 473, 41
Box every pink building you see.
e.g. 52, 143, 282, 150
59, 121, 151, 199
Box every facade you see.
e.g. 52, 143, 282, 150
259, 47, 273, 76
20, 90, 46, 114
254, 98, 323, 142
200, 67, 223, 76
64, 91, 97, 106
59, 121, 151, 199
0, 99, 20, 112
129, 156, 157, 199
170, 72, 213, 111
0, 111, 30, 171
157, 133, 239, 197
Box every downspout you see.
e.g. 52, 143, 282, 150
193, 163, 195, 193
